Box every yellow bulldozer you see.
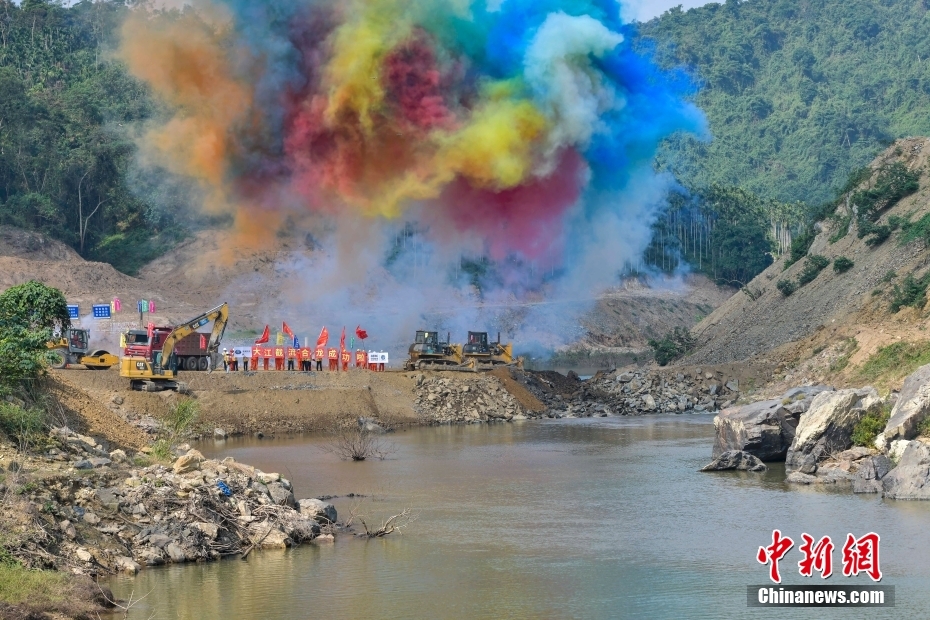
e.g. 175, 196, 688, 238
461, 331, 523, 370
403, 330, 464, 370
47, 329, 118, 370
120, 302, 228, 392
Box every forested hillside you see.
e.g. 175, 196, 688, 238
0, 0, 188, 274
644, 0, 930, 205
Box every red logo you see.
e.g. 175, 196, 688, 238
759, 531, 881, 583
757, 530, 794, 584
842, 533, 882, 582
798, 534, 834, 579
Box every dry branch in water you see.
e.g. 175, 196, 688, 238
322, 422, 394, 461
354, 507, 418, 538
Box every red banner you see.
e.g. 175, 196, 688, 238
287, 347, 298, 358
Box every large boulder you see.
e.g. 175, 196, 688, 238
882, 440, 930, 500
785, 388, 881, 472
875, 364, 930, 450
297, 498, 337, 523
713, 400, 800, 461
700, 450, 766, 472
173, 449, 205, 474
853, 455, 893, 494
266, 482, 296, 508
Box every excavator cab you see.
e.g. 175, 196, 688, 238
463, 331, 491, 355
414, 330, 444, 355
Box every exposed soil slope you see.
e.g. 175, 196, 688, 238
687, 138, 930, 377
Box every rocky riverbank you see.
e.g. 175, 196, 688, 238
0, 426, 340, 581
702, 362, 930, 499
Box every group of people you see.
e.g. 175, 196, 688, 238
219, 347, 368, 372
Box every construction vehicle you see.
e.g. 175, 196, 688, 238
47, 328, 118, 370
462, 331, 523, 369
123, 329, 215, 371
403, 330, 464, 370
120, 302, 228, 392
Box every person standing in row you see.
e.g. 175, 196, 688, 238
222, 348, 230, 372
315, 344, 324, 371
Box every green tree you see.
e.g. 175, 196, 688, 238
0, 281, 69, 389
643, 0, 930, 206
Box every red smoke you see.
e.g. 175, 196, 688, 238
431, 149, 585, 265
383, 32, 452, 132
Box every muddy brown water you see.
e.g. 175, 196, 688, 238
109, 416, 930, 619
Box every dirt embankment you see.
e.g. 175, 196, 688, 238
51, 368, 423, 437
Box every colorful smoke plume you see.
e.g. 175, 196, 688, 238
119, 0, 707, 347
120, 0, 703, 251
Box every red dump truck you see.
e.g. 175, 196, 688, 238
123, 328, 215, 371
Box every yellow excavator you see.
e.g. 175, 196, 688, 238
120, 302, 228, 392
461, 331, 523, 370
47, 328, 118, 370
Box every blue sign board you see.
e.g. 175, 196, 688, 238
92, 304, 111, 319
67, 305, 79, 319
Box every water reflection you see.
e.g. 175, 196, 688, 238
109, 416, 930, 619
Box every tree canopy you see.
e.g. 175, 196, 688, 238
643, 0, 930, 206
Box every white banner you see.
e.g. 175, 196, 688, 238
232, 347, 252, 357
367, 351, 389, 364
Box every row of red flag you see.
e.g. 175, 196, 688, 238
253, 323, 368, 346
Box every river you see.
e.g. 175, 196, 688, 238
109, 416, 930, 619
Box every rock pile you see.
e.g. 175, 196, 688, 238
413, 374, 541, 423
13, 438, 337, 576
518, 368, 742, 418
703, 362, 930, 500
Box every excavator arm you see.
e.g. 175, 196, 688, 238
161, 303, 229, 362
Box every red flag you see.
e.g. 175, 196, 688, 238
283, 321, 295, 338
355, 325, 368, 340
254, 325, 270, 345
316, 326, 329, 348
340, 326, 346, 353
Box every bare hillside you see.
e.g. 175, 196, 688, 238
687, 137, 930, 369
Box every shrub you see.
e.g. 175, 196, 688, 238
857, 340, 930, 384
647, 327, 696, 366
797, 255, 830, 285
776, 279, 797, 296
828, 214, 851, 244
854, 163, 920, 234
863, 224, 892, 247
889, 272, 930, 312
918, 416, 930, 438
165, 398, 200, 438
783, 227, 816, 270
898, 213, 930, 246
851, 406, 891, 447
833, 256, 854, 273
0, 402, 46, 449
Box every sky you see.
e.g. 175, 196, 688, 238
624, 0, 714, 22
